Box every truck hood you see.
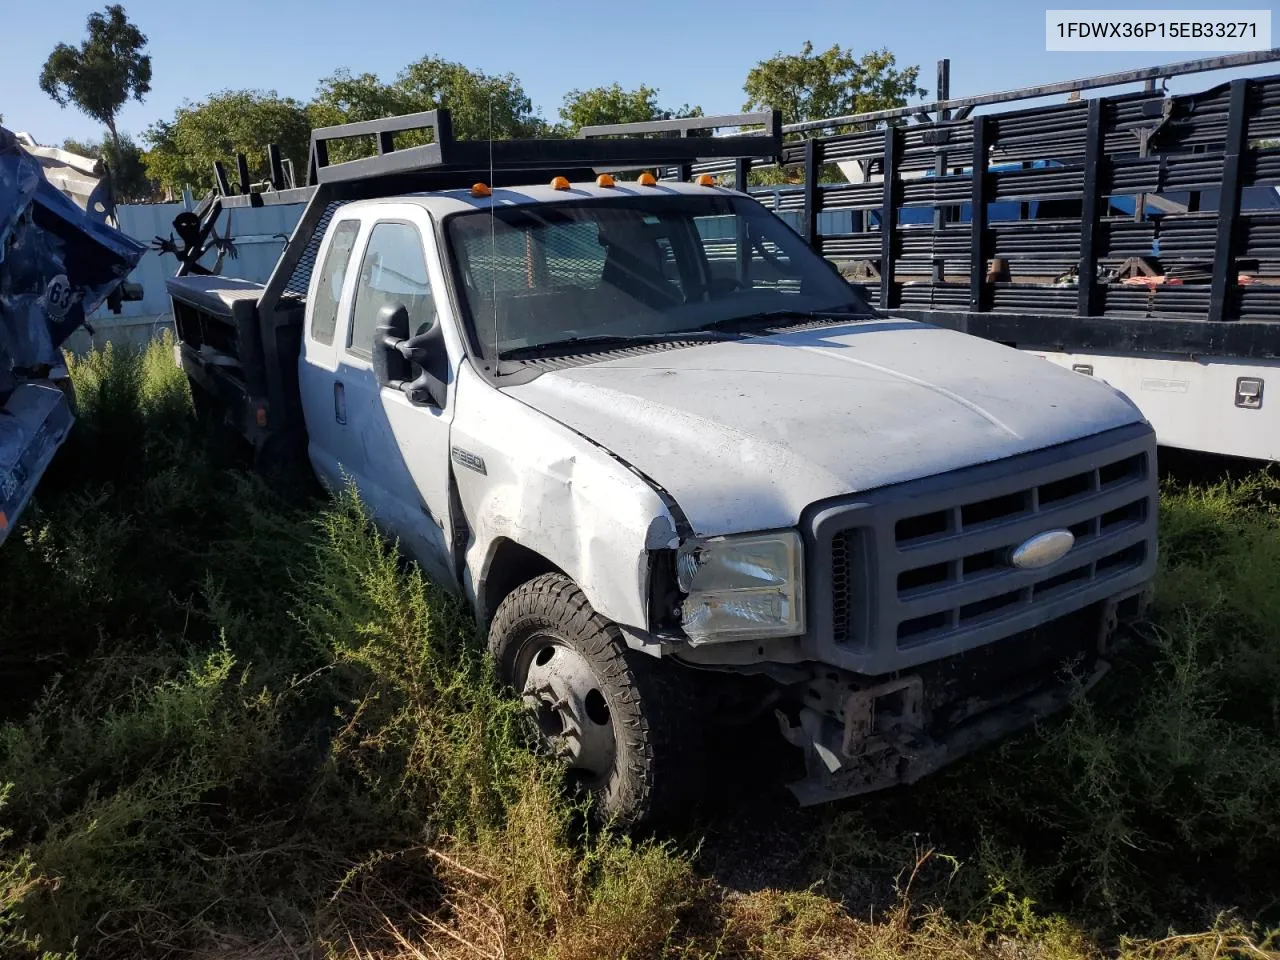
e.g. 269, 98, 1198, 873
502, 318, 1146, 536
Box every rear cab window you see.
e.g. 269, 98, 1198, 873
309, 220, 361, 346
691, 214, 804, 295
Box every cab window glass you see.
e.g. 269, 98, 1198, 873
349, 221, 435, 357
310, 220, 360, 345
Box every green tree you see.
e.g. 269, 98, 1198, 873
308, 70, 414, 129
556, 83, 702, 136
63, 132, 155, 202
397, 56, 542, 138
742, 41, 924, 126
142, 90, 311, 194
310, 57, 544, 163
742, 41, 925, 185
38, 4, 151, 155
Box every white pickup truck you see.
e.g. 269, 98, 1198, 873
167, 111, 1158, 824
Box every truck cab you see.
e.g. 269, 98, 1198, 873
166, 111, 1158, 825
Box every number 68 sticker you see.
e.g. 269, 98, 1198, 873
43, 275, 77, 320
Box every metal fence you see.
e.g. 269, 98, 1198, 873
74, 197, 305, 351
744, 76, 1280, 323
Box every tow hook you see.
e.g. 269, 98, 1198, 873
841, 675, 925, 758
775, 673, 928, 776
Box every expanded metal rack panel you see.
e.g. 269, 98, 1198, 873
283, 200, 348, 298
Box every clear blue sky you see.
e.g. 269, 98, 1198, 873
1, 0, 1273, 144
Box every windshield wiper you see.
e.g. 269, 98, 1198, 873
695, 306, 864, 335
498, 331, 726, 361
498, 307, 866, 361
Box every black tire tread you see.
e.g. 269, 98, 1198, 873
489, 572, 703, 827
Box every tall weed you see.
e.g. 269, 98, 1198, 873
0, 336, 1278, 958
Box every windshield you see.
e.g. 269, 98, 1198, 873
445, 192, 871, 360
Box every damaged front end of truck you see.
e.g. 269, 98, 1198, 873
0, 127, 146, 546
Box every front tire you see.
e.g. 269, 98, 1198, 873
488, 572, 702, 827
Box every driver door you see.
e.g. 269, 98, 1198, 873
337, 211, 458, 588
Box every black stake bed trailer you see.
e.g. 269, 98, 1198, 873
672, 50, 1280, 362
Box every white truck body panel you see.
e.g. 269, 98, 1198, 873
297, 198, 678, 631
302, 203, 463, 588
392, 180, 755, 217
1031, 350, 1280, 462
451, 362, 678, 631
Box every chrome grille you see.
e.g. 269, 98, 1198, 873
812, 425, 1159, 674
890, 451, 1148, 647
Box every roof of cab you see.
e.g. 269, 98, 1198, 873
338, 180, 743, 219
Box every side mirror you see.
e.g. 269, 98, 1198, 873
373, 303, 411, 387
373, 303, 448, 408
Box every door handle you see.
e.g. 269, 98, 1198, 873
334, 381, 347, 424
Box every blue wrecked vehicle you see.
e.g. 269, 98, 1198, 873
0, 126, 146, 546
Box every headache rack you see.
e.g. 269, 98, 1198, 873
167, 109, 783, 446
175, 108, 783, 282
197, 108, 781, 203
224, 105, 779, 314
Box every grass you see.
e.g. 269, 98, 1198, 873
0, 332, 1277, 958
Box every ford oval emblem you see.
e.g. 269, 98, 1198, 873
1009, 529, 1075, 570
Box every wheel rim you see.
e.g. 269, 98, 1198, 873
517, 633, 617, 781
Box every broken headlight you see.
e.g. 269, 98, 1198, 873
676, 530, 805, 644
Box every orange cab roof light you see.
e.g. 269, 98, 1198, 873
596, 173, 616, 188
470, 182, 492, 197
694, 173, 716, 186
636, 171, 658, 186
550, 176, 571, 190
